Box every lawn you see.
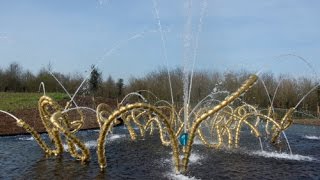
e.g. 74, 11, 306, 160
0, 92, 69, 112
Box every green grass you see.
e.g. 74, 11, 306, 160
0, 92, 69, 112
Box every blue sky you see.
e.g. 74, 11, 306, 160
0, 0, 320, 82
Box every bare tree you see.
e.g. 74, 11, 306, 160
3, 62, 23, 92
103, 75, 116, 98
0, 67, 3, 91
21, 70, 36, 92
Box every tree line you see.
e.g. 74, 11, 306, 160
0, 62, 124, 99
127, 68, 320, 116
0, 62, 319, 116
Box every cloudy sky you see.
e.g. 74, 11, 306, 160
0, 0, 320, 81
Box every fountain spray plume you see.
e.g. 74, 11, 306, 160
69, 62, 102, 110
48, 70, 79, 109
271, 78, 283, 108
0, 110, 21, 122
276, 54, 319, 80
295, 82, 320, 109
101, 31, 148, 60
285, 55, 320, 109
258, 76, 293, 154
188, 91, 229, 119
258, 77, 274, 113
188, 0, 208, 106
69, 32, 148, 107
182, 0, 193, 133
137, 90, 161, 101
254, 54, 318, 83
38, 82, 46, 96
62, 106, 96, 114
257, 53, 320, 114
152, 0, 174, 106
120, 92, 148, 105
257, 54, 320, 154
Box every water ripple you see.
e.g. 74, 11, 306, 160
18, 136, 34, 141
304, 135, 320, 140
166, 173, 200, 180
63, 134, 126, 151
251, 150, 316, 161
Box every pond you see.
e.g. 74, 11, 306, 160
0, 125, 319, 179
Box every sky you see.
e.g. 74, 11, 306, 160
0, 0, 320, 82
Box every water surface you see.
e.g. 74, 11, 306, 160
0, 125, 319, 179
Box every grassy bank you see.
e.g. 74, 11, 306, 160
0, 92, 68, 112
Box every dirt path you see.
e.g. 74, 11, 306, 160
0, 97, 117, 136
0, 107, 100, 136
293, 119, 320, 126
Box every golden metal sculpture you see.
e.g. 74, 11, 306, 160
1, 74, 298, 174
96, 103, 181, 172
181, 74, 258, 172
192, 102, 295, 150
14, 96, 89, 162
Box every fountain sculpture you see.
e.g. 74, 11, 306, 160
0, 73, 300, 174
1, 1, 316, 177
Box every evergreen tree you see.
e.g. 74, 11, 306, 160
89, 65, 102, 95
116, 78, 124, 97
